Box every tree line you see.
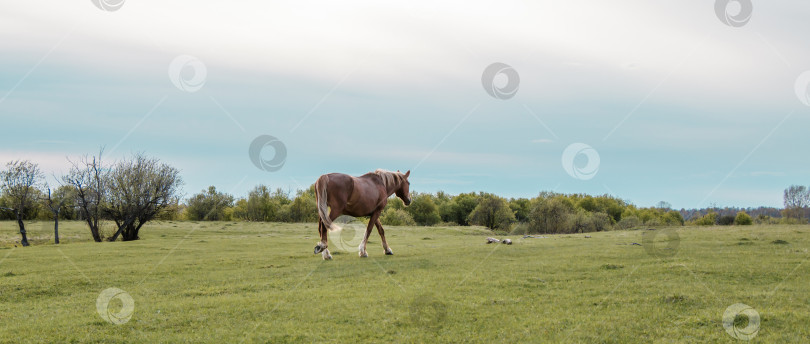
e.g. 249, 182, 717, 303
143, 185, 810, 233
2, 152, 808, 245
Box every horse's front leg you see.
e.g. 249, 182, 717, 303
359, 211, 381, 258
375, 219, 393, 255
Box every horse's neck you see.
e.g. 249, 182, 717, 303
383, 181, 398, 197
372, 172, 399, 197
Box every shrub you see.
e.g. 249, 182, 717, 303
566, 210, 591, 233
662, 210, 684, 226
754, 214, 778, 225
693, 212, 717, 226
380, 208, 416, 226
406, 193, 441, 226
734, 212, 753, 225
438, 192, 478, 225
590, 212, 613, 231
617, 215, 640, 230
717, 215, 735, 226
527, 197, 574, 234
468, 194, 515, 231
288, 192, 318, 222
185, 186, 234, 221
509, 198, 531, 223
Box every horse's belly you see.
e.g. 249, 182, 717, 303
343, 207, 376, 218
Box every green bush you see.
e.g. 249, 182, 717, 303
438, 192, 479, 225
567, 209, 591, 233
468, 194, 515, 231
509, 198, 531, 222
185, 186, 234, 221
717, 215, 735, 226
288, 192, 317, 222
617, 215, 640, 230
590, 212, 613, 232
662, 211, 684, 226
693, 212, 717, 226
734, 212, 753, 225
380, 208, 416, 226
406, 193, 441, 226
528, 197, 574, 234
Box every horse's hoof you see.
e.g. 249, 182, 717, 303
323, 254, 332, 260
359, 252, 368, 258
385, 250, 394, 255
314, 245, 323, 254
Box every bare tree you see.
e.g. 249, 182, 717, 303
43, 184, 73, 244
63, 151, 106, 242
0, 160, 44, 247
783, 185, 810, 219
105, 153, 182, 241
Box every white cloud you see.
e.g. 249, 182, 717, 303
2, 1, 808, 105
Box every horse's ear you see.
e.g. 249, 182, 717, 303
404, 170, 410, 178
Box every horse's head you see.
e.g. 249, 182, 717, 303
396, 170, 411, 206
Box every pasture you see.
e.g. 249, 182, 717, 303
1, 221, 809, 343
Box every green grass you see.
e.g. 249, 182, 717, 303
1, 221, 809, 343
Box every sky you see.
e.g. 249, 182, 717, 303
1, 0, 809, 209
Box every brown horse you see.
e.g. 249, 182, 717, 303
313, 169, 411, 260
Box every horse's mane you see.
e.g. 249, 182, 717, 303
373, 169, 405, 189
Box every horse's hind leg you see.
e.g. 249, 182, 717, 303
375, 219, 393, 255
315, 219, 332, 260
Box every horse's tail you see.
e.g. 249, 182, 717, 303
316, 174, 334, 231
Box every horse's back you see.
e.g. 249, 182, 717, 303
321, 173, 353, 201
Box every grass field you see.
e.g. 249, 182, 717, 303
1, 221, 809, 343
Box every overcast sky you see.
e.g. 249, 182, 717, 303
1, 1, 809, 208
